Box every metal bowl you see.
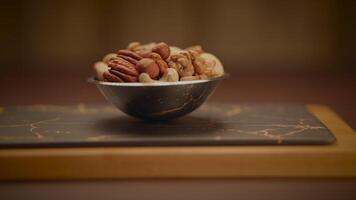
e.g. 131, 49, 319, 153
89, 74, 228, 121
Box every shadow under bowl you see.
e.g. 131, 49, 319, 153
89, 74, 228, 121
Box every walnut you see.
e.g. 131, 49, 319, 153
187, 50, 207, 75
106, 50, 141, 82
167, 50, 194, 77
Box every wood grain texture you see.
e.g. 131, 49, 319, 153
0, 105, 355, 180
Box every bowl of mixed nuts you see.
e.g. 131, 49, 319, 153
89, 42, 228, 121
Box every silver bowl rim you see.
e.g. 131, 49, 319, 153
88, 73, 229, 87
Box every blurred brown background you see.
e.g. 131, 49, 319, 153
0, 0, 355, 127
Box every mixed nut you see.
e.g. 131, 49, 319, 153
93, 42, 224, 83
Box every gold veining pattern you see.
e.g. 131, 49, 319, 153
222, 119, 325, 144
0, 117, 60, 139
0, 104, 331, 145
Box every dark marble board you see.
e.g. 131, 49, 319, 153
0, 104, 335, 147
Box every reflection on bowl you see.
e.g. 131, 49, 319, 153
89, 74, 228, 121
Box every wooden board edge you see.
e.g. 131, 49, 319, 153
306, 104, 355, 135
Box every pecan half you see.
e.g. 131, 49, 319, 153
109, 69, 138, 82
103, 71, 123, 82
118, 50, 142, 60
117, 50, 142, 65
105, 51, 141, 82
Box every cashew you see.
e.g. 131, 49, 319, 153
200, 53, 224, 78
169, 46, 182, 55
185, 45, 204, 54
94, 62, 110, 81
180, 74, 208, 81
139, 68, 179, 83
139, 73, 157, 83
160, 68, 179, 82
127, 41, 141, 51
102, 53, 117, 64
127, 42, 156, 51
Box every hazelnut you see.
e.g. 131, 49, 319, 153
136, 58, 160, 79
152, 42, 170, 60
147, 52, 168, 76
